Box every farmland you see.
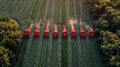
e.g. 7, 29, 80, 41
0, 0, 102, 67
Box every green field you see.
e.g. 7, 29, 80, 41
0, 0, 102, 67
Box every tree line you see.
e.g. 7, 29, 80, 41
0, 16, 22, 67
87, 0, 120, 67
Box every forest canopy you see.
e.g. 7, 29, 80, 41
0, 16, 22, 67
88, 0, 120, 67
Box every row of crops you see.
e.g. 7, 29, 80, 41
0, 0, 102, 67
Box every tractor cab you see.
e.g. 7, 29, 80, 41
71, 30, 77, 38
88, 29, 94, 38
33, 29, 40, 38
80, 30, 85, 38
23, 29, 31, 38
43, 29, 49, 38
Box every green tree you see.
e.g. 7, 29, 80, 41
99, 31, 120, 67
116, 30, 120, 38
88, 0, 120, 67
0, 46, 15, 67
1, 37, 17, 53
0, 16, 22, 67
100, 19, 110, 29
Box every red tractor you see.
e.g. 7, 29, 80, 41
88, 29, 94, 38
53, 24, 58, 38
53, 30, 59, 38
69, 20, 77, 38
86, 24, 94, 38
79, 19, 85, 38
80, 30, 85, 38
23, 29, 31, 38
33, 29, 40, 38
23, 19, 33, 38
23, 24, 33, 38
43, 29, 49, 38
62, 25, 68, 38
71, 29, 77, 38
43, 20, 50, 38
62, 30, 68, 38
33, 22, 41, 38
